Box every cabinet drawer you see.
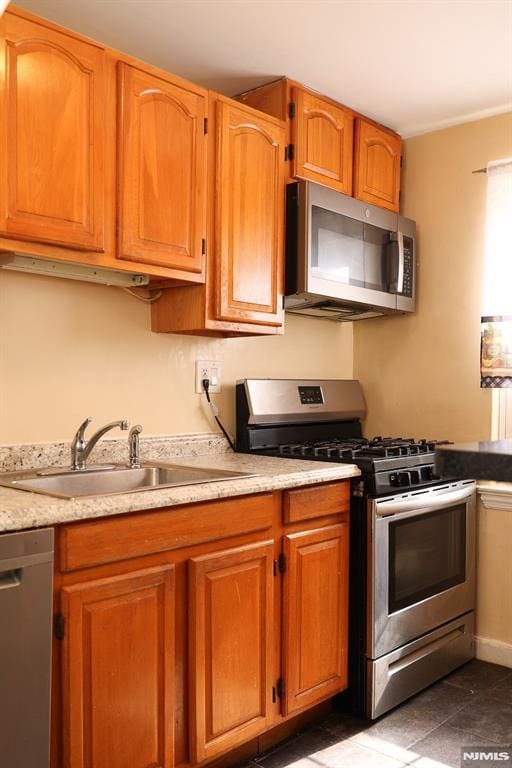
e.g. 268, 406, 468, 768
59, 493, 275, 572
283, 482, 349, 524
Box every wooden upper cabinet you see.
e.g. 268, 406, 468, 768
117, 62, 207, 273
354, 118, 401, 212
282, 524, 349, 715
188, 540, 275, 763
0, 12, 105, 251
150, 95, 286, 336
61, 565, 175, 768
237, 78, 402, 212
214, 97, 285, 326
293, 86, 354, 195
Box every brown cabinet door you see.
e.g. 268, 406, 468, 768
282, 524, 349, 715
292, 87, 354, 195
214, 98, 285, 326
189, 540, 275, 762
0, 13, 105, 251
118, 62, 207, 272
61, 565, 175, 768
354, 118, 401, 212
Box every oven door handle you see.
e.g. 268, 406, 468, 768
375, 484, 475, 517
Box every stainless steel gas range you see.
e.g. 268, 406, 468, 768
236, 378, 476, 719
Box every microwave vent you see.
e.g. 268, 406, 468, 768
284, 297, 384, 322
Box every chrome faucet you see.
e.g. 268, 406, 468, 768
70, 417, 129, 470
128, 425, 143, 469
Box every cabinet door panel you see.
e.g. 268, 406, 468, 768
118, 63, 206, 271
0, 13, 105, 250
61, 565, 174, 768
293, 87, 353, 195
214, 100, 284, 326
189, 540, 274, 762
282, 524, 349, 715
354, 118, 401, 212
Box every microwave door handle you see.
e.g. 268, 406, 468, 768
396, 231, 405, 294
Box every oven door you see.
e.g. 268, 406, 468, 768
368, 480, 476, 659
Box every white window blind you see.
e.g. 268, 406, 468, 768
482, 158, 512, 319
492, 389, 512, 439
480, 158, 512, 440
481, 158, 512, 438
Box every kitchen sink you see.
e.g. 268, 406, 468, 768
0, 464, 255, 499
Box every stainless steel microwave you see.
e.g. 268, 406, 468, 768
285, 181, 416, 321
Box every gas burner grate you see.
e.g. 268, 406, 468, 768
276, 436, 452, 461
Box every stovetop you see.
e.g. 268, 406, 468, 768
235, 380, 454, 497
255, 436, 451, 496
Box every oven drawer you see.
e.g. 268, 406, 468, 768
367, 611, 474, 719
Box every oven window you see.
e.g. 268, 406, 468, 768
388, 504, 466, 613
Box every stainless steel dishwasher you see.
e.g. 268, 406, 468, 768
0, 527, 54, 767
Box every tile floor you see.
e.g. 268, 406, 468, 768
241, 661, 512, 768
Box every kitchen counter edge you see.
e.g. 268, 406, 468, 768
436, 440, 512, 483
0, 452, 360, 533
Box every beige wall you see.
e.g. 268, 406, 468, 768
354, 112, 512, 441
0, 271, 353, 444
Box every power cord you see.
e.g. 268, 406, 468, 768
122, 286, 163, 303
201, 378, 236, 451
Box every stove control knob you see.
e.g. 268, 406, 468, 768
398, 471, 411, 486
389, 472, 401, 487
410, 470, 420, 484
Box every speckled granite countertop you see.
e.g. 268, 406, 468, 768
0, 451, 360, 534
435, 439, 512, 482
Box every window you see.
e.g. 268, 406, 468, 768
492, 389, 512, 439
480, 158, 512, 438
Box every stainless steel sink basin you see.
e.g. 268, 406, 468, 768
0, 464, 255, 499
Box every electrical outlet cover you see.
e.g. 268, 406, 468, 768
195, 360, 222, 394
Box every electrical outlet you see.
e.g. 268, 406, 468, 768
195, 360, 222, 394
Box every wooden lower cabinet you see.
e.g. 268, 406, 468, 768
61, 565, 175, 768
282, 524, 349, 715
54, 485, 350, 768
188, 540, 275, 762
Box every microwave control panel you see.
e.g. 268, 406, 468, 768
402, 236, 414, 297
402, 237, 414, 298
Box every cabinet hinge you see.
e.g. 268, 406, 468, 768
285, 143, 295, 162
202, 238, 206, 256
399, 190, 402, 203
278, 552, 286, 574
54, 613, 65, 641
204, 117, 208, 134
276, 677, 285, 699
272, 686, 277, 703
400, 155, 403, 168
288, 101, 296, 119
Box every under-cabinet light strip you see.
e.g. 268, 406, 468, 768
0, 252, 149, 287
